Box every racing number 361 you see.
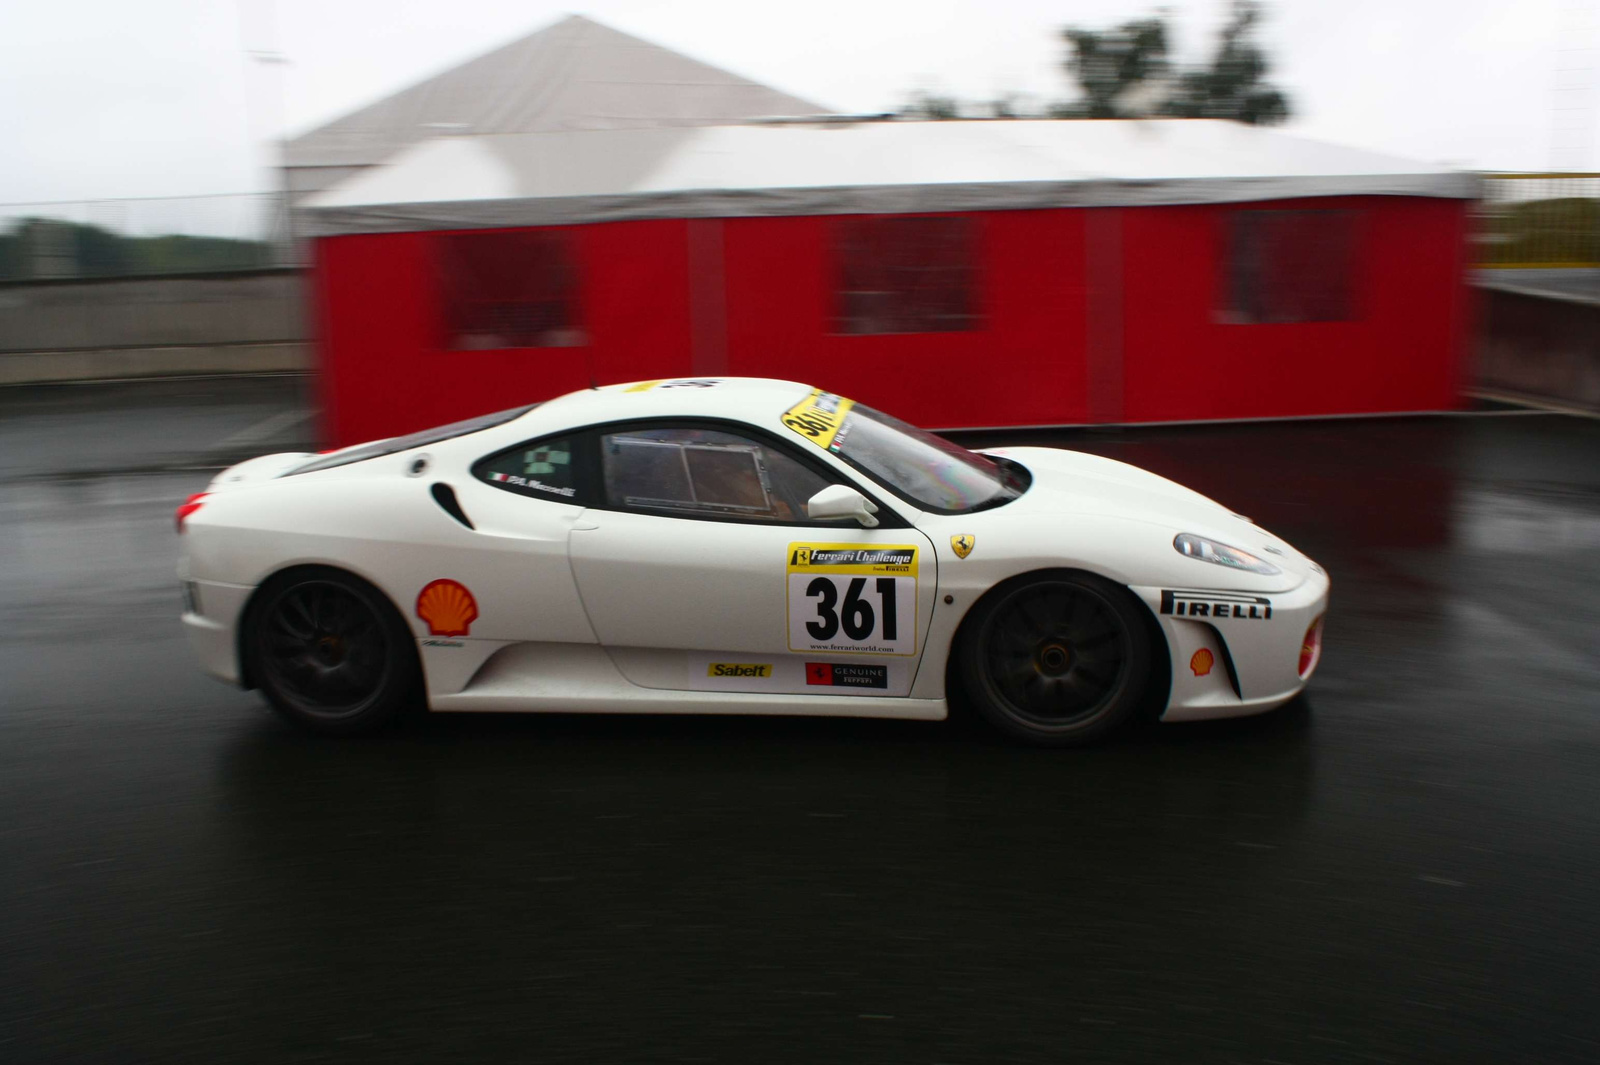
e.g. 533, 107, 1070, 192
805, 577, 897, 642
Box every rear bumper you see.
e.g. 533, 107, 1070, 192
1134, 569, 1330, 723
179, 578, 253, 686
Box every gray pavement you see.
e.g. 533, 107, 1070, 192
2, 381, 1599, 1063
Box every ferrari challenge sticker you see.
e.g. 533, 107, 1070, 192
781, 389, 856, 451
786, 543, 918, 656
416, 579, 478, 637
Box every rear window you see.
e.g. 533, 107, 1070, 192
285, 404, 539, 476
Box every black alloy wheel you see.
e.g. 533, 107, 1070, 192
249, 569, 418, 735
958, 571, 1154, 746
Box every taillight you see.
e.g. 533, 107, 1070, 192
1298, 616, 1325, 678
175, 492, 210, 534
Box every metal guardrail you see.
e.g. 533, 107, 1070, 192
0, 192, 294, 282
1477, 173, 1600, 268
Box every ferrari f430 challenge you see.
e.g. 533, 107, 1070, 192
178, 378, 1328, 744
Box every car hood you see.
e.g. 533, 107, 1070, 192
979, 445, 1317, 576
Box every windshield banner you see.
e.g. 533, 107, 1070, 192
781, 389, 856, 451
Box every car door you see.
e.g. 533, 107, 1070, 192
567, 421, 937, 697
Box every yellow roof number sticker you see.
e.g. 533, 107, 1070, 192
781, 389, 855, 451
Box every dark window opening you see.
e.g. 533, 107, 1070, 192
475, 436, 581, 502
832, 216, 981, 335
1224, 210, 1358, 324
599, 426, 841, 524
436, 230, 585, 350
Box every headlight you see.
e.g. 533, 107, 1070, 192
1173, 533, 1280, 576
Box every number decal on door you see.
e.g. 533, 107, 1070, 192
787, 543, 918, 655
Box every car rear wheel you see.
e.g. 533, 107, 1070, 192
957, 571, 1153, 746
248, 569, 419, 736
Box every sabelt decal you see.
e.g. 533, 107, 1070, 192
416, 579, 479, 637
950, 534, 975, 559
786, 542, 919, 656
805, 662, 888, 689
707, 662, 773, 678
781, 389, 855, 451
1160, 589, 1273, 620
1190, 648, 1215, 676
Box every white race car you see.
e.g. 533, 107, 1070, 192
178, 378, 1328, 745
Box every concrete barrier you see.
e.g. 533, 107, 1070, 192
1474, 274, 1600, 413
0, 269, 308, 385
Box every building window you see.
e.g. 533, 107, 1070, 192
436, 230, 584, 350
1224, 210, 1358, 324
832, 216, 980, 335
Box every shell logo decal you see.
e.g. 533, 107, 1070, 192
416, 579, 479, 638
950, 534, 975, 559
1190, 648, 1215, 677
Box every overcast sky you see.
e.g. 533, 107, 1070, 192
1, 0, 1596, 205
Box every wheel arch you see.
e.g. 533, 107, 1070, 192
235, 562, 416, 692
942, 565, 1172, 721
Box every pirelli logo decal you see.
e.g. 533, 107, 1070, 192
1160, 589, 1273, 620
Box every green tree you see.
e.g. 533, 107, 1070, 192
1163, 1, 1290, 124
1059, 1, 1291, 124
1057, 16, 1170, 119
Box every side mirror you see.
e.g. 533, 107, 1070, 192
806, 484, 880, 528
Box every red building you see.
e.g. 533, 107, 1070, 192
299, 119, 1478, 447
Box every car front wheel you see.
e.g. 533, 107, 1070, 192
957, 570, 1153, 746
247, 568, 420, 736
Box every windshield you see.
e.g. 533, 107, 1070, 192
285, 403, 540, 476
825, 401, 1025, 514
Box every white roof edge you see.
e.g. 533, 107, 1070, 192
300, 173, 1481, 238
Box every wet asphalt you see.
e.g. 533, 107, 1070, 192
2, 378, 1598, 1064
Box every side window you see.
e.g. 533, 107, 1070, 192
475, 436, 580, 502
600, 427, 842, 523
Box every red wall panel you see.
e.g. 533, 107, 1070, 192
312, 198, 1469, 446
314, 220, 694, 447
1118, 197, 1469, 423
720, 210, 1090, 429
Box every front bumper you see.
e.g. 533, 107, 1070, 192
1134, 568, 1330, 723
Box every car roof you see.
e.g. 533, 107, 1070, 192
533, 377, 820, 429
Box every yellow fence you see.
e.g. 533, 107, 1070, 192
1477, 173, 1600, 268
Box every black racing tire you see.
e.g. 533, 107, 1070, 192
245, 567, 420, 737
957, 570, 1153, 747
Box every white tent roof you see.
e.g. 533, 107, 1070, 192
300, 119, 1479, 237
282, 15, 826, 201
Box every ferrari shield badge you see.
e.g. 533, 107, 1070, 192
950, 534, 975, 559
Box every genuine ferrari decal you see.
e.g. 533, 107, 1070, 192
1160, 590, 1273, 620
708, 662, 773, 678
787, 543, 918, 656
805, 662, 888, 688
781, 389, 855, 451
1190, 648, 1215, 676
416, 579, 479, 637
950, 534, 975, 559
